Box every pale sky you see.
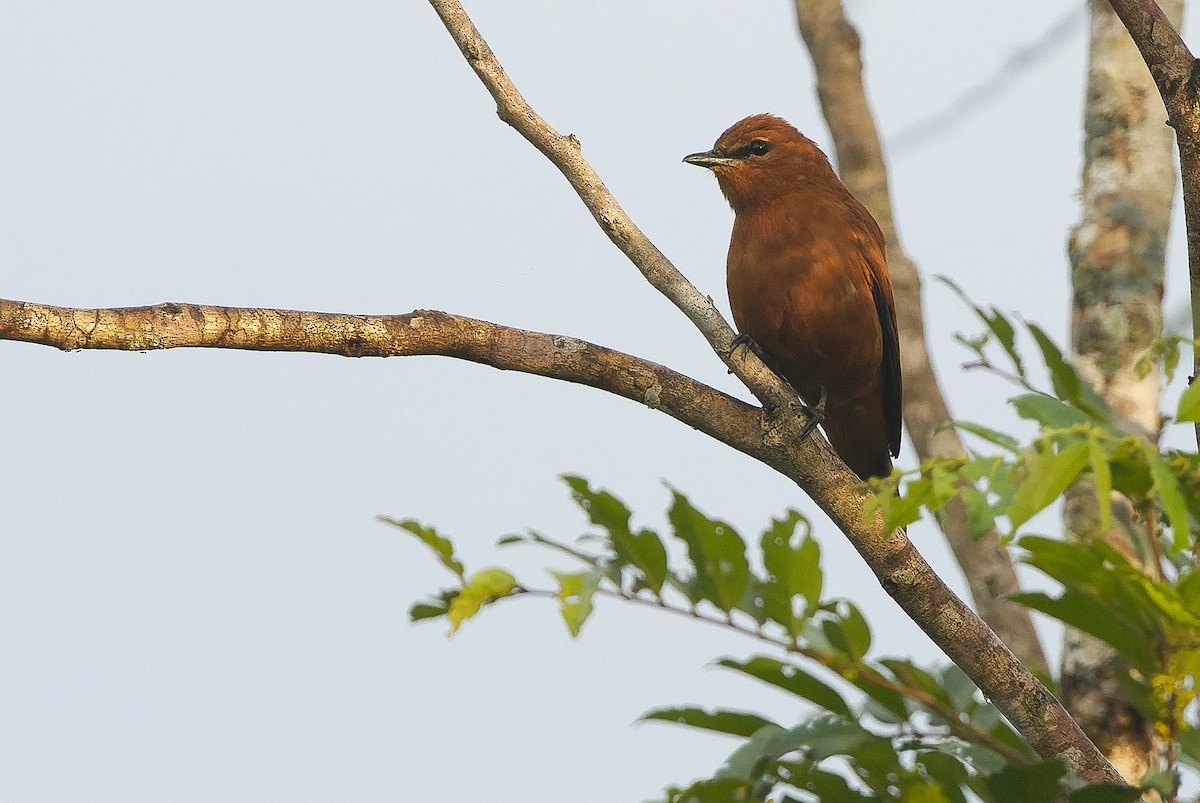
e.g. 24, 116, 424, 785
3, 2, 1196, 801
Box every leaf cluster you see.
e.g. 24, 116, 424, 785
872, 279, 1199, 555
388, 480, 1166, 802
388, 290, 1200, 801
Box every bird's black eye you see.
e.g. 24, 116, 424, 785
748, 139, 773, 156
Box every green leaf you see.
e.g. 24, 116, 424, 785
782, 716, 875, 761
1176, 378, 1200, 423
914, 751, 971, 803
1143, 447, 1191, 552
660, 778, 749, 803
1107, 438, 1154, 498
408, 599, 450, 622
866, 478, 927, 533
668, 489, 750, 613
881, 658, 945, 703
1067, 784, 1144, 803
1020, 535, 1106, 587
939, 665, 979, 713
847, 670, 911, 722
1026, 323, 1108, 420
940, 276, 1026, 378
779, 764, 874, 802
948, 420, 1022, 453
1086, 435, 1113, 534
447, 568, 517, 634
380, 517, 465, 580
551, 569, 599, 637
961, 486, 998, 539
717, 723, 790, 779
1150, 574, 1200, 625
563, 475, 668, 594
1011, 394, 1091, 429
1009, 590, 1154, 672
1008, 441, 1090, 531
983, 759, 1066, 803
1177, 723, 1200, 768
760, 511, 821, 638
1177, 569, 1200, 609
640, 706, 779, 738
717, 656, 853, 718
1137, 765, 1180, 797
1136, 336, 1183, 382
836, 602, 872, 662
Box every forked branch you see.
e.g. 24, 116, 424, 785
429, 0, 1114, 781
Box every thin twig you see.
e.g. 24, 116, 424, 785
888, 8, 1086, 156
425, 0, 795, 417
512, 585, 1035, 765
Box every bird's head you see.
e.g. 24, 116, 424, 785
683, 113, 834, 211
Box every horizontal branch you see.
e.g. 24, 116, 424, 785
0, 296, 799, 468
0, 279, 1111, 783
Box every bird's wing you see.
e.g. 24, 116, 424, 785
854, 218, 903, 459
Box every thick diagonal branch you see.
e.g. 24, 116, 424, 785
791, 0, 1049, 675
426, 1, 797, 417
0, 292, 1119, 781
424, 0, 1117, 781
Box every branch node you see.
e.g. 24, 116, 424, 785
643, 384, 662, 409
552, 335, 587, 355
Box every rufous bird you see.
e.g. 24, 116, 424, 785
684, 114, 902, 479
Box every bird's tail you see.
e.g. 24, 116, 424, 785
821, 397, 894, 481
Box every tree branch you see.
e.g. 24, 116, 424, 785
1103, 0, 1200, 449
0, 298, 770, 448
791, 0, 1050, 675
0, 0, 1124, 783
427, 0, 1113, 781
425, 0, 798, 418
0, 291, 1117, 779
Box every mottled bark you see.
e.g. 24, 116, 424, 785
791, 0, 1049, 675
1103, 0, 1200, 450
1065, 0, 1183, 785
1071, 1, 1176, 437
1061, 487, 1160, 787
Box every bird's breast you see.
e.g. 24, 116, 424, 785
726, 206, 883, 404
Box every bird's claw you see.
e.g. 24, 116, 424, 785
796, 387, 828, 443
729, 332, 758, 360
729, 332, 777, 374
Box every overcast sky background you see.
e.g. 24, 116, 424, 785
3, 2, 1197, 801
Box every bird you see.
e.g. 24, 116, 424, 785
684, 113, 902, 479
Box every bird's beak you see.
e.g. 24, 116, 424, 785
683, 150, 736, 169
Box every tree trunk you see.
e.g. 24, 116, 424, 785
1064, 0, 1183, 784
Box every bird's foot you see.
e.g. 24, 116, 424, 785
729, 332, 756, 359
796, 387, 828, 442
728, 332, 769, 373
